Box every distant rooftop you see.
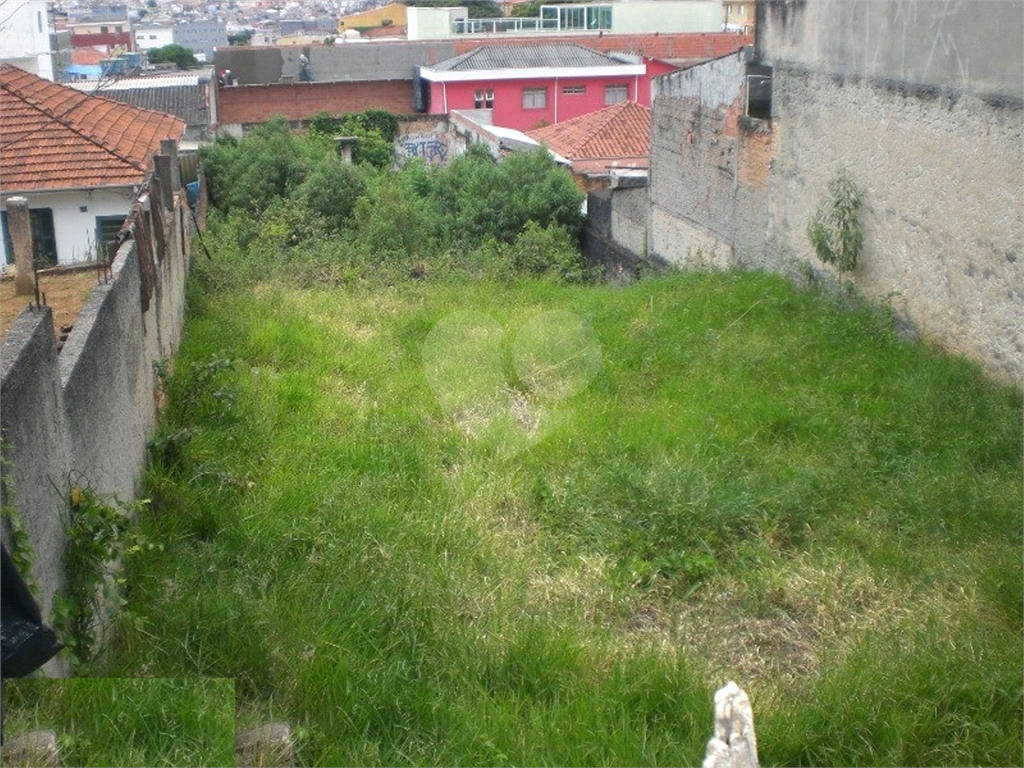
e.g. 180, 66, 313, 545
432, 43, 630, 71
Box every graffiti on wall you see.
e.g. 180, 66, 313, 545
399, 133, 449, 164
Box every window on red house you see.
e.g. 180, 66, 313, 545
474, 89, 494, 108
522, 88, 547, 109
604, 85, 628, 105
562, 85, 585, 95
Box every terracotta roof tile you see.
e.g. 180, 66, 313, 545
0, 64, 186, 193
528, 100, 650, 164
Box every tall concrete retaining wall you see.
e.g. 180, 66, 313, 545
0, 146, 191, 674
644, 0, 1023, 384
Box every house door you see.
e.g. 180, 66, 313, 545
95, 215, 126, 262
0, 209, 57, 267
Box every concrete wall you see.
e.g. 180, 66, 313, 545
612, 1, 722, 34
756, 0, 1024, 100
643, 1, 1023, 384
0, 145, 190, 674
582, 182, 654, 275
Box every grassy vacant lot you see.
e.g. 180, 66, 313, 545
2, 677, 235, 767
105, 267, 1021, 766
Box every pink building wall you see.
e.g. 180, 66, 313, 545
428, 58, 677, 132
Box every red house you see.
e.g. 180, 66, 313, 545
418, 43, 675, 132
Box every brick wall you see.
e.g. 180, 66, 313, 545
453, 32, 752, 63
648, 49, 775, 269
217, 80, 416, 125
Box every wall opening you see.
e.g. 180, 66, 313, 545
745, 63, 773, 119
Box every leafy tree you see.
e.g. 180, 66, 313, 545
227, 29, 253, 46
405, 0, 502, 16
307, 109, 399, 167
147, 44, 200, 69
511, 1, 542, 17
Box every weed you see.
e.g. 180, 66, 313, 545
807, 169, 864, 272
51, 475, 160, 672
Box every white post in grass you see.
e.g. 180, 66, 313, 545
702, 681, 759, 768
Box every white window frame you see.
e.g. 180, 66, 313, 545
562, 85, 586, 96
522, 87, 547, 110
474, 89, 494, 108
604, 84, 628, 105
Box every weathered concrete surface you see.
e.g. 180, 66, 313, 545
649, 50, 777, 270
766, 67, 1023, 382
0, 307, 70, 661
236, 722, 294, 768
6, 197, 35, 295
756, 0, 1024, 100
703, 681, 759, 768
646, 6, 1024, 384
0, 148, 191, 676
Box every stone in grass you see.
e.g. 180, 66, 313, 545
1, 730, 61, 768
235, 722, 294, 768
702, 681, 759, 768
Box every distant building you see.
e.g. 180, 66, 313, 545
417, 43, 675, 132
528, 99, 651, 188
408, 1, 724, 41
135, 25, 175, 51
69, 19, 134, 55
279, 18, 338, 37
69, 68, 218, 142
68, 4, 130, 24
338, 3, 407, 34
174, 20, 228, 61
0, 64, 185, 266
722, 1, 755, 34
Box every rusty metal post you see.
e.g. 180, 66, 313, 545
6, 197, 35, 296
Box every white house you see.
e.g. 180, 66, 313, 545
0, 64, 185, 268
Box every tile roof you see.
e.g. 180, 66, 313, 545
0, 64, 186, 193
71, 49, 108, 65
527, 100, 650, 163
433, 43, 626, 71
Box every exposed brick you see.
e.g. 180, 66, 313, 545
217, 80, 416, 124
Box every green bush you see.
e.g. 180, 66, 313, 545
507, 221, 586, 282
198, 118, 589, 287
291, 157, 368, 232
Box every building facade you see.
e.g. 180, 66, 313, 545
419, 44, 675, 131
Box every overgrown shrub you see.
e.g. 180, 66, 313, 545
201, 118, 311, 213
291, 157, 368, 232
507, 221, 586, 283
198, 116, 589, 288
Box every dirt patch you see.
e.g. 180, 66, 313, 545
1, 269, 103, 343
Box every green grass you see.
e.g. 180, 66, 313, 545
104, 268, 1022, 766
1, 678, 235, 767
